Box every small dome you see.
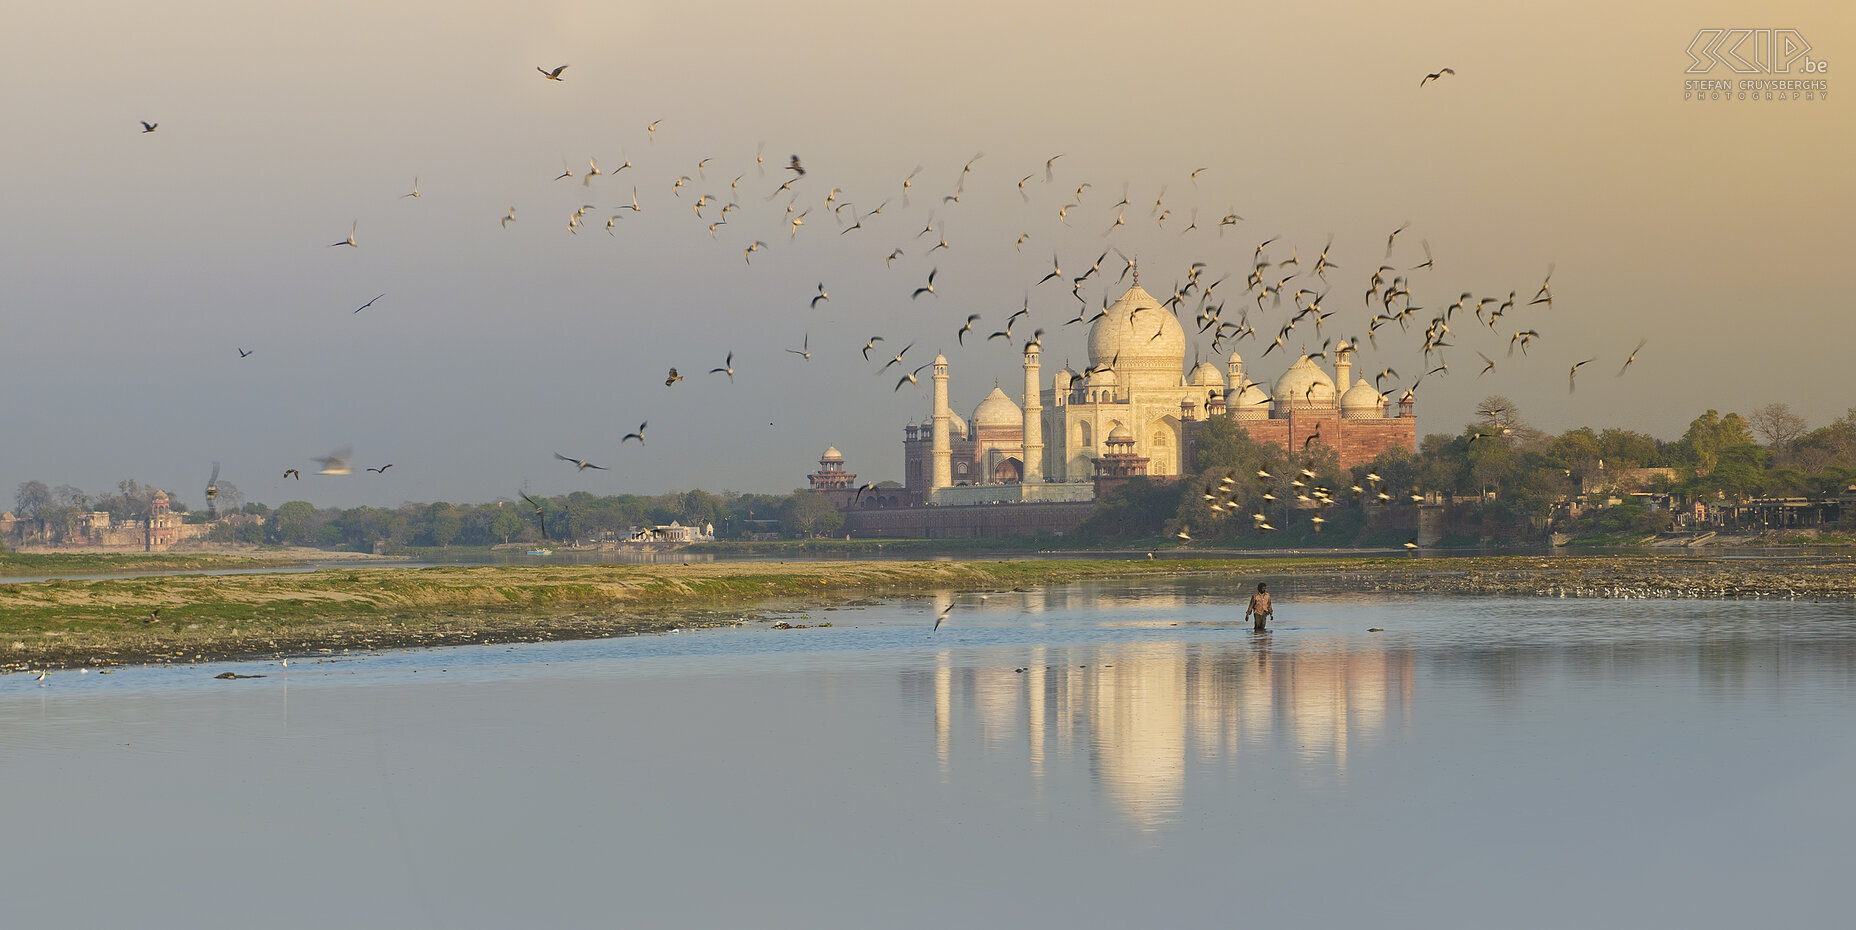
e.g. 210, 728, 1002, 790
1231, 378, 1271, 420
927, 407, 969, 438
1272, 354, 1337, 411
1341, 378, 1385, 418
1341, 378, 1383, 409
820, 446, 844, 461
1189, 361, 1225, 388
972, 386, 1023, 429
1053, 367, 1074, 384
1107, 425, 1134, 442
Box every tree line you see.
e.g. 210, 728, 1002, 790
1081, 399, 1856, 544
10, 402, 1855, 551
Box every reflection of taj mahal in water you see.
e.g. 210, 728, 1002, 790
890, 284, 1418, 506
907, 588, 1417, 830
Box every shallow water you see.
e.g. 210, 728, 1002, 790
4, 579, 1853, 928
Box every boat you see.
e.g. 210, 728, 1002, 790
525, 547, 554, 556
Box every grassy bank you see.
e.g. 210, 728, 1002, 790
0, 550, 313, 575
4, 554, 1854, 671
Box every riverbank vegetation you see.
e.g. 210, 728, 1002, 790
1083, 400, 1856, 548
4, 554, 1854, 670
7, 402, 1853, 556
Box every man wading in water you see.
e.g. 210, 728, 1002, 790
1244, 582, 1273, 631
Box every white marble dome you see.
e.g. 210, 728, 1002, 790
972, 386, 1023, 429
1087, 285, 1185, 390
1231, 378, 1271, 419
1272, 354, 1338, 411
820, 445, 844, 461
1188, 361, 1225, 388
1340, 378, 1385, 418
925, 407, 969, 438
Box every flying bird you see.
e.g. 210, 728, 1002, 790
912, 267, 938, 299
353, 293, 384, 313
283, 469, 300, 480
538, 64, 568, 81
710, 352, 735, 381
786, 334, 811, 361
402, 177, 420, 198
204, 462, 220, 519
1419, 67, 1456, 86
622, 422, 647, 444
958, 314, 981, 345
140, 120, 158, 133
664, 368, 682, 387
1569, 357, 1598, 392
237, 347, 252, 358
862, 336, 884, 360
312, 447, 353, 475
553, 452, 607, 471
522, 493, 550, 537
366, 464, 394, 474
895, 363, 930, 391
881, 342, 914, 372
810, 283, 829, 309
1616, 339, 1648, 377
328, 222, 357, 248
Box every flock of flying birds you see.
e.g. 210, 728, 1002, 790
140, 61, 1647, 532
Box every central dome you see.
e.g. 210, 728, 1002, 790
1087, 285, 1186, 391
972, 386, 1023, 429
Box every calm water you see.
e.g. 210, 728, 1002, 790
3, 579, 1853, 928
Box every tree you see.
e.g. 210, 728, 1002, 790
780, 493, 842, 536
14, 481, 51, 520
1676, 410, 1757, 479
427, 503, 462, 548
211, 481, 244, 514
1747, 402, 1808, 448
490, 507, 527, 543
273, 500, 319, 546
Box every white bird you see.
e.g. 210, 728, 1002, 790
313, 447, 354, 475
328, 222, 357, 248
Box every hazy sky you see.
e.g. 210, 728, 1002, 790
1, 1, 1849, 509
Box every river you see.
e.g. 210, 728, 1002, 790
3, 578, 1852, 928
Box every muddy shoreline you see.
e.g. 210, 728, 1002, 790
3, 555, 1852, 672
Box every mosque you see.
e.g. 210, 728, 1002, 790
815, 282, 1417, 535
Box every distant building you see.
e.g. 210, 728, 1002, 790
0, 490, 211, 551
898, 284, 1416, 512
628, 521, 714, 544
831, 282, 1418, 537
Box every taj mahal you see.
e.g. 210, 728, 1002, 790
875, 283, 1417, 507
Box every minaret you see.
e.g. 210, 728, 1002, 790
1022, 343, 1043, 483
931, 354, 952, 490
1334, 344, 1353, 405
1227, 352, 1245, 390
